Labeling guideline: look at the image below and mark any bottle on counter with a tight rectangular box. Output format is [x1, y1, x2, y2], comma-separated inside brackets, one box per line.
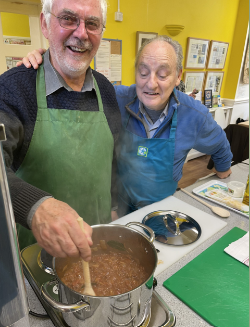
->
[242, 175, 249, 206]
[217, 95, 222, 107]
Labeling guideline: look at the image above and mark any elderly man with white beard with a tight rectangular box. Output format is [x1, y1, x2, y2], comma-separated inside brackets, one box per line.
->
[0, 0, 121, 261]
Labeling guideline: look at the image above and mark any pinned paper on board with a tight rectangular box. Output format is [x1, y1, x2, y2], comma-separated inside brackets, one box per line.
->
[95, 38, 122, 84]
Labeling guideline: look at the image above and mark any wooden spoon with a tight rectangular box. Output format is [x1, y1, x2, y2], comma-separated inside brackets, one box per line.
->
[180, 188, 230, 218]
[76, 217, 96, 296]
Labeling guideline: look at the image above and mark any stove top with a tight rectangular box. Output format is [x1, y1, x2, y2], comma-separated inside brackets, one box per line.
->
[21, 244, 175, 327]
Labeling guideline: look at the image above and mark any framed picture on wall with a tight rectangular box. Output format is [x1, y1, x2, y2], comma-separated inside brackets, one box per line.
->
[136, 31, 158, 53]
[243, 41, 249, 84]
[207, 40, 229, 69]
[204, 71, 224, 96]
[185, 37, 210, 69]
[183, 71, 206, 93]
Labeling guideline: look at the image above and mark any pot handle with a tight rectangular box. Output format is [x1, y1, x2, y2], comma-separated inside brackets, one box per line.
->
[41, 279, 90, 313]
[153, 290, 176, 327]
[126, 222, 155, 243]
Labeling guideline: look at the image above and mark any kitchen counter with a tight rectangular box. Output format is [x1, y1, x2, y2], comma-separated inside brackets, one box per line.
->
[155, 160, 249, 327]
[26, 161, 249, 327]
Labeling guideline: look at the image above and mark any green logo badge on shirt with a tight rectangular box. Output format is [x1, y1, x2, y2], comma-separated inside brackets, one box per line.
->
[137, 146, 148, 157]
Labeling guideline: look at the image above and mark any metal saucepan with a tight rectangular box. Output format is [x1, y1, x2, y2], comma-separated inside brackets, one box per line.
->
[41, 222, 158, 327]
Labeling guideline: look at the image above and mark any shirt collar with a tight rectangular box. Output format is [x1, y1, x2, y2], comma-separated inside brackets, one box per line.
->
[139, 101, 169, 124]
[43, 49, 95, 96]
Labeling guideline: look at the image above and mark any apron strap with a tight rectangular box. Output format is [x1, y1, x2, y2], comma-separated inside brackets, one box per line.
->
[93, 77, 104, 113]
[125, 110, 131, 129]
[36, 62, 47, 109]
[169, 109, 177, 139]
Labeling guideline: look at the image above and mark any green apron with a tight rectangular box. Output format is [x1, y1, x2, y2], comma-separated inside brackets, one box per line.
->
[16, 64, 114, 250]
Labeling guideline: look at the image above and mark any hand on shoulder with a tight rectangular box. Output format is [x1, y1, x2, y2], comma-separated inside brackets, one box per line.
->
[16, 48, 46, 69]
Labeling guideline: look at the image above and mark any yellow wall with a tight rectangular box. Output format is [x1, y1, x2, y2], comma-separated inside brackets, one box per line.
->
[99, 0, 248, 99]
[1, 12, 30, 38]
[2, 0, 247, 99]
[223, 0, 249, 98]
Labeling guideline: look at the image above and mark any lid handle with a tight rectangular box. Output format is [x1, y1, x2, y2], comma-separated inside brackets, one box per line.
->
[163, 214, 182, 236]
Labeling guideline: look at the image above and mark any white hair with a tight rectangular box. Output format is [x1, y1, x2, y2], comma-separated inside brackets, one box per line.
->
[41, 0, 107, 27]
[135, 35, 183, 75]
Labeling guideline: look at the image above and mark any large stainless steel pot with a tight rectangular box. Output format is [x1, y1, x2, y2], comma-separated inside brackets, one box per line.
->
[41, 222, 158, 327]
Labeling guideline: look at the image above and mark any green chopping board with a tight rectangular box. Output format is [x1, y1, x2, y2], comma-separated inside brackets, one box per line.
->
[163, 227, 249, 327]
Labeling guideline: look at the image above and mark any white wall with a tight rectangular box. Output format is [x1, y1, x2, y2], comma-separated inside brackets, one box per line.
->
[226, 26, 249, 124]
[226, 99, 249, 124]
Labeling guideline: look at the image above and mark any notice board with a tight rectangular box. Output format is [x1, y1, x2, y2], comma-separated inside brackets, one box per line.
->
[94, 38, 122, 85]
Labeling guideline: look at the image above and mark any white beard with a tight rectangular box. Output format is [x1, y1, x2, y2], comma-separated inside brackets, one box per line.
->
[49, 35, 93, 77]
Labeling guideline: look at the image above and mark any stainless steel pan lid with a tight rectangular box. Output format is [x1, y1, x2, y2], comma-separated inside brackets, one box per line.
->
[142, 210, 201, 245]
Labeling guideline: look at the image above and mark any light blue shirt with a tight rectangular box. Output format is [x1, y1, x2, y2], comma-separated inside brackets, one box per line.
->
[139, 101, 169, 138]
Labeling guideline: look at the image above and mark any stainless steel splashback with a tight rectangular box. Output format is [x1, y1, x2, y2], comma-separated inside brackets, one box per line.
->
[0, 124, 30, 327]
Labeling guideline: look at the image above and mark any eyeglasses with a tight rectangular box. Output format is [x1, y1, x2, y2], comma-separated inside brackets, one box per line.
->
[49, 12, 105, 35]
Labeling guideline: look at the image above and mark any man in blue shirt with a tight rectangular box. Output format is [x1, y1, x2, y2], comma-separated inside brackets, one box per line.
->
[114, 36, 231, 215]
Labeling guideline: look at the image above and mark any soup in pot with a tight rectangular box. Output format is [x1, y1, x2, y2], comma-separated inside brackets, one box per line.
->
[56, 247, 148, 297]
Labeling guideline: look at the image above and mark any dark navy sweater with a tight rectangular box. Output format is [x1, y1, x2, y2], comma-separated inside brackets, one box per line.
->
[0, 65, 121, 228]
